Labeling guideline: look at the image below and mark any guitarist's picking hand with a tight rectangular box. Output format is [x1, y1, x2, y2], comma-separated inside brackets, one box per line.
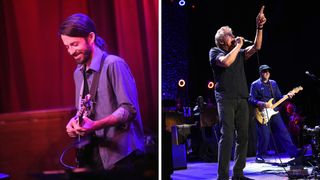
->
[265, 101, 272, 108]
[258, 101, 272, 109]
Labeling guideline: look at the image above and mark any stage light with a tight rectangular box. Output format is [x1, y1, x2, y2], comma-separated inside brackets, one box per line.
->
[208, 81, 214, 89]
[178, 79, 186, 87]
[179, 0, 186, 6]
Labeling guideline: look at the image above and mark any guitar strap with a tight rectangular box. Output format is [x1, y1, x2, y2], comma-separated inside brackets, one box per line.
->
[268, 81, 276, 102]
[76, 53, 107, 169]
[82, 64, 89, 98]
[88, 53, 107, 119]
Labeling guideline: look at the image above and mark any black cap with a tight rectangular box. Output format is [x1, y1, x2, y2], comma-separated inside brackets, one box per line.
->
[259, 64, 271, 72]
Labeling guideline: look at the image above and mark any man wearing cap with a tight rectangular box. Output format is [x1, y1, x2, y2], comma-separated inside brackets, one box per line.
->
[248, 64, 301, 163]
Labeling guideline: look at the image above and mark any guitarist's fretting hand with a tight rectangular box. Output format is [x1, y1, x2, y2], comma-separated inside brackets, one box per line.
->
[66, 94, 96, 137]
[287, 91, 295, 99]
[75, 116, 95, 136]
[258, 92, 295, 110]
[66, 117, 79, 137]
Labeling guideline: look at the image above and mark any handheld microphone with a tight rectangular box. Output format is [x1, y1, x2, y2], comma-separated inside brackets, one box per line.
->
[243, 39, 253, 43]
[233, 38, 253, 45]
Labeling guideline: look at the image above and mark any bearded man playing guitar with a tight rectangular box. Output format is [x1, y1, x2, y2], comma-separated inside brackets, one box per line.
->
[60, 13, 145, 173]
[248, 64, 304, 163]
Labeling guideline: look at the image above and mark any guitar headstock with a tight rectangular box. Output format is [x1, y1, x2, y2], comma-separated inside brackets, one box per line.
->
[290, 86, 303, 94]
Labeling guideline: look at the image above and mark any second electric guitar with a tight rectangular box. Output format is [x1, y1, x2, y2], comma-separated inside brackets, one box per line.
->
[255, 86, 303, 125]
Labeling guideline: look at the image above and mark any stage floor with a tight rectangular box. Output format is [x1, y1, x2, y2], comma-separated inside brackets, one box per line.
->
[171, 153, 317, 180]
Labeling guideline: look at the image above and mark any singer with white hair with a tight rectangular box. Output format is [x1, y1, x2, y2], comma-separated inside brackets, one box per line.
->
[209, 5, 266, 180]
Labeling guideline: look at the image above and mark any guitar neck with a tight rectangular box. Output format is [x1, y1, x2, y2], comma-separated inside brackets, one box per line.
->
[272, 95, 288, 109]
[77, 105, 86, 126]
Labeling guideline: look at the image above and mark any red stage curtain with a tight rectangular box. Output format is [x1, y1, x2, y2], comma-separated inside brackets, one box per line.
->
[0, 0, 158, 133]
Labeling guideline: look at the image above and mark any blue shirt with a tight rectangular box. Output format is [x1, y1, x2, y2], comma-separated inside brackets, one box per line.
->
[74, 47, 145, 169]
[248, 78, 283, 111]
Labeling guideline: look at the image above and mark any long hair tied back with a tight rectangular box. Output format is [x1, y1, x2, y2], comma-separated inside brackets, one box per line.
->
[59, 13, 106, 51]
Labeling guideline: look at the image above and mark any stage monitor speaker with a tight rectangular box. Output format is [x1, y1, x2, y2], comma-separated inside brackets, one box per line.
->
[171, 125, 187, 170]
[171, 144, 187, 170]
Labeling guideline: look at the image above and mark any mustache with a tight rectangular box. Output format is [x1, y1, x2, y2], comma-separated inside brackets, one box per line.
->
[72, 50, 83, 57]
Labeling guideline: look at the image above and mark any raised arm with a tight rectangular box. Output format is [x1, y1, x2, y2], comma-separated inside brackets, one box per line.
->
[245, 5, 267, 60]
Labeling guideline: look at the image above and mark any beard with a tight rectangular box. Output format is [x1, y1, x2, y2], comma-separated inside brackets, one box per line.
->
[73, 44, 92, 65]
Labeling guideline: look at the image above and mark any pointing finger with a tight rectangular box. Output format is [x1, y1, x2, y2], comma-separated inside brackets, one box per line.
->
[259, 5, 265, 14]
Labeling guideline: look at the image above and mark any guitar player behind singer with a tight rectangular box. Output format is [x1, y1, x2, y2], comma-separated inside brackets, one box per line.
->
[60, 13, 145, 174]
[248, 64, 305, 163]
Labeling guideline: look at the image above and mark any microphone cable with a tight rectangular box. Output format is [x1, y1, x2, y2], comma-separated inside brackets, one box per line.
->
[256, 50, 261, 72]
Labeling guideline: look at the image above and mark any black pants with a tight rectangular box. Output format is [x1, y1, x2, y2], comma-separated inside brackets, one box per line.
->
[216, 98, 249, 180]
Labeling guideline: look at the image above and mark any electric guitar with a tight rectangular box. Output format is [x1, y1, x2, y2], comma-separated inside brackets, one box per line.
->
[255, 86, 303, 125]
[75, 94, 92, 168]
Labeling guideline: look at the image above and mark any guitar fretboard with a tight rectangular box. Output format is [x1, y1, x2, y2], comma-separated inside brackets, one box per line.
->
[271, 95, 289, 109]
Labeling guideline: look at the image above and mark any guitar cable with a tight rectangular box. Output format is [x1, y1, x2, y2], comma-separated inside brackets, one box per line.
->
[59, 142, 77, 169]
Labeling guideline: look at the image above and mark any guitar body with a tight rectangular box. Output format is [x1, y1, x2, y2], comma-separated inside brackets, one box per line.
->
[255, 98, 279, 124]
[75, 134, 92, 168]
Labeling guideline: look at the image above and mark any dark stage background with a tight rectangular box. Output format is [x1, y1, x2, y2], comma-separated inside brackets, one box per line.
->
[162, 0, 320, 127]
[162, 2, 320, 177]
[0, 0, 158, 133]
